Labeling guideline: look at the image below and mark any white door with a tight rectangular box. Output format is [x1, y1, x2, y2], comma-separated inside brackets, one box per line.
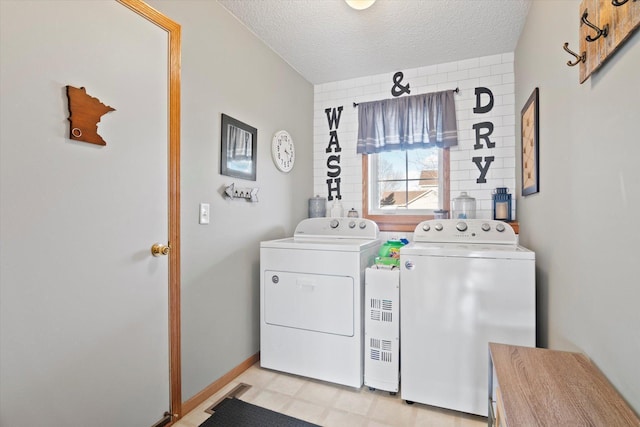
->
[0, 2, 170, 426]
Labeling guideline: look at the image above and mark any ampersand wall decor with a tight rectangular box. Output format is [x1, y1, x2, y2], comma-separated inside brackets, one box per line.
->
[391, 71, 411, 97]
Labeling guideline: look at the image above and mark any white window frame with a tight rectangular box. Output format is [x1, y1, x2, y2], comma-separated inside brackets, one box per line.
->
[362, 148, 450, 232]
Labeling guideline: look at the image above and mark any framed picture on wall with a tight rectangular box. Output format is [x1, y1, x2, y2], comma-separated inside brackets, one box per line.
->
[521, 88, 539, 196]
[220, 113, 257, 181]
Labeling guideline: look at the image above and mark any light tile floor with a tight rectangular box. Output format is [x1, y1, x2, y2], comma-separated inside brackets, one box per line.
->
[174, 363, 487, 427]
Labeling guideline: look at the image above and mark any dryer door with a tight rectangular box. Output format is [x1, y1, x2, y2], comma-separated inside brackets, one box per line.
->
[264, 271, 354, 336]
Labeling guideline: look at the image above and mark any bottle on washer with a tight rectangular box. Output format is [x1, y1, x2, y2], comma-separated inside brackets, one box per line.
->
[330, 200, 344, 218]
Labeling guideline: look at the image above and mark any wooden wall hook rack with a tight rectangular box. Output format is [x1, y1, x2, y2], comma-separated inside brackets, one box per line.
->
[571, 0, 640, 83]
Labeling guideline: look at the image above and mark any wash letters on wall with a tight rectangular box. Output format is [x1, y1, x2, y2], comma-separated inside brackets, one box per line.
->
[325, 106, 343, 201]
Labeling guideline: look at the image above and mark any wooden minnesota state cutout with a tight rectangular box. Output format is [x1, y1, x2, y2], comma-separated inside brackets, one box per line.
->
[66, 86, 115, 146]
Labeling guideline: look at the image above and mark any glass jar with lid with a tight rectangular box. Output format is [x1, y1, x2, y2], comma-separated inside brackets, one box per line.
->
[452, 192, 476, 219]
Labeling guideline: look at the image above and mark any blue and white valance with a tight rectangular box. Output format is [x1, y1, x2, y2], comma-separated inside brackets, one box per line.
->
[356, 89, 458, 154]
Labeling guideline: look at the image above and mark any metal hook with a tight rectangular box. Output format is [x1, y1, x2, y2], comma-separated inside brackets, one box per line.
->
[581, 10, 609, 42]
[563, 42, 586, 67]
[611, 0, 629, 6]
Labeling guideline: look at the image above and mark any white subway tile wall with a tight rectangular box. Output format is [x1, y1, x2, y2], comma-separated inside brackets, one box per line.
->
[313, 53, 516, 222]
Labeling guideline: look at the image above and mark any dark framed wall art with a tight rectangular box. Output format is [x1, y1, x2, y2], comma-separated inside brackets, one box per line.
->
[220, 113, 257, 181]
[521, 88, 539, 196]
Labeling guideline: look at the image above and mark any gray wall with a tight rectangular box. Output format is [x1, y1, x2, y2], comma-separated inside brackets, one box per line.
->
[515, 0, 640, 412]
[146, 0, 314, 401]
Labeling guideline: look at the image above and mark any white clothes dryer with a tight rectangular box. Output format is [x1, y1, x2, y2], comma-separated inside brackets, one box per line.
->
[260, 218, 380, 388]
[400, 219, 535, 416]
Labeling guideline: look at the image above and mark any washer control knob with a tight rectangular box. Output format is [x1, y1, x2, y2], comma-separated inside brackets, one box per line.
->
[456, 222, 468, 232]
[271, 275, 279, 284]
[404, 260, 415, 270]
[435, 223, 444, 231]
[348, 221, 356, 228]
[481, 223, 491, 232]
[330, 219, 339, 229]
[422, 223, 431, 232]
[496, 223, 506, 232]
[359, 221, 367, 229]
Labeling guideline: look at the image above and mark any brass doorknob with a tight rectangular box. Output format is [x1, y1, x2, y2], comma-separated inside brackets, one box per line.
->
[151, 243, 170, 257]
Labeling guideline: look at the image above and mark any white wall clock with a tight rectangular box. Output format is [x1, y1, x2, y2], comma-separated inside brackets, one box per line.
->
[271, 130, 295, 173]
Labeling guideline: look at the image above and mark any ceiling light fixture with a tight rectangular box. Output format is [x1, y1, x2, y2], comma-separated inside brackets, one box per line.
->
[345, 0, 376, 10]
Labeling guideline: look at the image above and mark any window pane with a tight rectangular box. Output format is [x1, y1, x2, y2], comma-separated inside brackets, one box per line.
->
[407, 148, 440, 210]
[376, 151, 406, 209]
[370, 148, 441, 213]
[378, 150, 407, 180]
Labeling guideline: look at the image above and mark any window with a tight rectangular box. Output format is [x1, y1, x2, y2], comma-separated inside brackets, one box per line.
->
[356, 89, 458, 231]
[363, 148, 450, 232]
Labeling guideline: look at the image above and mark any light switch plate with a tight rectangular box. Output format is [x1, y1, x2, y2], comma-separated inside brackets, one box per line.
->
[199, 203, 210, 224]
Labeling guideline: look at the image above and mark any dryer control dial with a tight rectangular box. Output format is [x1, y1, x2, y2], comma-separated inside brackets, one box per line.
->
[348, 221, 356, 228]
[422, 223, 431, 232]
[359, 221, 367, 229]
[496, 223, 506, 232]
[435, 223, 444, 231]
[481, 223, 491, 232]
[456, 222, 468, 232]
[330, 219, 339, 229]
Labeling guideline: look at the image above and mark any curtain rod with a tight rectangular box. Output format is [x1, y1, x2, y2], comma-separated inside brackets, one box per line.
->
[353, 87, 459, 108]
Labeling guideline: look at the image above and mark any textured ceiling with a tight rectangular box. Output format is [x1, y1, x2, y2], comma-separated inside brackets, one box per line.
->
[217, 0, 532, 85]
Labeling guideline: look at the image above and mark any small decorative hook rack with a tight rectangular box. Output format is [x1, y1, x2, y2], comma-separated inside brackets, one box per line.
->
[563, 42, 586, 66]
[581, 10, 609, 42]
[224, 182, 259, 202]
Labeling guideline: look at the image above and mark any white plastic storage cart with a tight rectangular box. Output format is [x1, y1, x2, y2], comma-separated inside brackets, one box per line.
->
[364, 266, 400, 394]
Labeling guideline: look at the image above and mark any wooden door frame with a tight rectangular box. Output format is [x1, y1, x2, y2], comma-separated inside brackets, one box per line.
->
[116, 0, 182, 421]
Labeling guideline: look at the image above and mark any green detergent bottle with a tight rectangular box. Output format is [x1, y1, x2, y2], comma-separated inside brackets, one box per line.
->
[375, 240, 405, 267]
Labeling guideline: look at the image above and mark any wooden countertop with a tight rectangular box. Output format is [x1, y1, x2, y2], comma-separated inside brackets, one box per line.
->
[489, 343, 640, 426]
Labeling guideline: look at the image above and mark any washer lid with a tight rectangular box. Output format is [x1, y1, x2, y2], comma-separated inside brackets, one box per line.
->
[400, 241, 535, 260]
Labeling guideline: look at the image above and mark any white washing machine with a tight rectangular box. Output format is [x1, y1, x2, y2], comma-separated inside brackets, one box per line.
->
[400, 219, 535, 416]
[260, 218, 380, 388]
